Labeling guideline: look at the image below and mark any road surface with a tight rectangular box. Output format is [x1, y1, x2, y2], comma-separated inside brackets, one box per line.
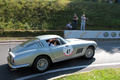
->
[0, 40, 120, 80]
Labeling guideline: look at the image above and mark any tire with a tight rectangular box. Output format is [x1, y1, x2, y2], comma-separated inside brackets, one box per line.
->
[33, 56, 51, 72]
[83, 47, 95, 59]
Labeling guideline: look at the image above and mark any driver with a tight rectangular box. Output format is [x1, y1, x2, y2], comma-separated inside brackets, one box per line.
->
[46, 39, 57, 47]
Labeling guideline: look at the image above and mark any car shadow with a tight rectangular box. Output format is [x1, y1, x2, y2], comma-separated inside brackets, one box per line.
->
[96, 41, 120, 54]
[0, 57, 95, 80]
[0, 64, 36, 80]
[50, 57, 96, 70]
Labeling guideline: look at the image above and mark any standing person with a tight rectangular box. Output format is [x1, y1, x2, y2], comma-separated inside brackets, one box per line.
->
[115, 0, 118, 3]
[73, 14, 78, 30]
[81, 14, 86, 30]
[107, 0, 109, 3]
[66, 21, 72, 30]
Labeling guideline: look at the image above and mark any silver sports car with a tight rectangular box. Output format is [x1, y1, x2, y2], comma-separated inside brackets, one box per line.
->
[7, 35, 97, 72]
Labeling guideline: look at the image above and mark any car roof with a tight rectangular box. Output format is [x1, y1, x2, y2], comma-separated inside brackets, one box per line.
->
[35, 35, 61, 40]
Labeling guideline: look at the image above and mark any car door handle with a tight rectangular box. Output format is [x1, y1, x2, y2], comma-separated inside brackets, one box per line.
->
[65, 45, 69, 47]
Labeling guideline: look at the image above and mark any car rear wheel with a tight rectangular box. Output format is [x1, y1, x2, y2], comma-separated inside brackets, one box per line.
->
[83, 47, 95, 59]
[33, 56, 51, 72]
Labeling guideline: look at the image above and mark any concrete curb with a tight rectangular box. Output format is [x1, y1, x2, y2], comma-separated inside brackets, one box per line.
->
[0, 40, 26, 43]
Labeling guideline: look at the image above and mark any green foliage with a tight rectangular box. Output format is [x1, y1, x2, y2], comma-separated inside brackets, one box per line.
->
[0, 0, 120, 31]
[0, 0, 68, 30]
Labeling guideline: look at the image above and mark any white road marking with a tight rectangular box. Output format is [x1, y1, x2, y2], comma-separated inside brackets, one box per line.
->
[112, 47, 120, 49]
[16, 62, 120, 80]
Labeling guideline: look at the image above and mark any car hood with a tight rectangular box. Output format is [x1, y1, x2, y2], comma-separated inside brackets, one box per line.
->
[66, 38, 96, 44]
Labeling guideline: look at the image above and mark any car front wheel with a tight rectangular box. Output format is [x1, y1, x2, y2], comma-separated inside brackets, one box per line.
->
[33, 56, 51, 72]
[83, 47, 95, 59]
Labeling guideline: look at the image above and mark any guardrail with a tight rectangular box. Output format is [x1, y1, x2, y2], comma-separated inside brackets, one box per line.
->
[1, 30, 120, 39]
[64, 30, 120, 39]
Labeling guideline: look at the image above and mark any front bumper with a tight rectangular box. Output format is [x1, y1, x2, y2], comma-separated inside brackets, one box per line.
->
[7, 56, 30, 69]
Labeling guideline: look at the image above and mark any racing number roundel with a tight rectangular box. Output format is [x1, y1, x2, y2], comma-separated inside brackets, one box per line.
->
[63, 45, 73, 56]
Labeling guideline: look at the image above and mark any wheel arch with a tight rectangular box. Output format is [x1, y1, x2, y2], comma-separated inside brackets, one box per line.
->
[87, 45, 95, 50]
[32, 54, 52, 66]
[83, 45, 95, 59]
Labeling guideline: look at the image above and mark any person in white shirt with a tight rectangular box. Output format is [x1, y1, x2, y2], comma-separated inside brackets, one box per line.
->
[81, 14, 86, 30]
[46, 39, 57, 47]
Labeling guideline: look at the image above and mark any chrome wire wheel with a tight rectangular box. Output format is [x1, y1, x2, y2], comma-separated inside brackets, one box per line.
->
[84, 47, 95, 59]
[33, 56, 51, 72]
[85, 48, 93, 58]
[37, 58, 48, 71]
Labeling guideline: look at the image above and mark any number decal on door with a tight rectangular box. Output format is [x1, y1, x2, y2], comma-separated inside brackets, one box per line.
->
[63, 45, 73, 56]
[66, 49, 70, 54]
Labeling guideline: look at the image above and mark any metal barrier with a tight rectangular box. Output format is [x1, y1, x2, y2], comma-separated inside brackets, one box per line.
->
[64, 30, 120, 39]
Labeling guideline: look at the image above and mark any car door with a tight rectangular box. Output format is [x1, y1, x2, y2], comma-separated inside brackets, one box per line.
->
[49, 38, 74, 60]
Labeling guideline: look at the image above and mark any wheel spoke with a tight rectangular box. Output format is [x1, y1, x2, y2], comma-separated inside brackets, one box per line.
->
[86, 48, 93, 58]
[37, 58, 48, 71]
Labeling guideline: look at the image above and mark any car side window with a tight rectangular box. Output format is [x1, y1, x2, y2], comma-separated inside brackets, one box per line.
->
[46, 38, 62, 47]
[58, 38, 66, 45]
[46, 39, 57, 47]
[20, 38, 40, 47]
[55, 39, 61, 46]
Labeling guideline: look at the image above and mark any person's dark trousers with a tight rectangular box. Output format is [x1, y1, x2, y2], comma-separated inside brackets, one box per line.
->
[73, 22, 77, 30]
[115, 0, 117, 3]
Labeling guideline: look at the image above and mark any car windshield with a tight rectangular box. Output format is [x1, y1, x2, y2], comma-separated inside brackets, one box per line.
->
[20, 38, 40, 47]
[60, 37, 70, 43]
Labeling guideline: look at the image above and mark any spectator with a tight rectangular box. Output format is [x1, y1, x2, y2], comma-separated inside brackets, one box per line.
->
[118, 0, 120, 3]
[66, 21, 72, 30]
[73, 14, 78, 30]
[110, 0, 113, 3]
[81, 14, 86, 30]
[115, 0, 118, 3]
[107, 0, 109, 3]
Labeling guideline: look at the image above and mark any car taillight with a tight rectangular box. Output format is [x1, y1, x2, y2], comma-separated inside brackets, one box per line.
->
[12, 58, 15, 63]
[9, 53, 15, 64]
[11, 56, 15, 63]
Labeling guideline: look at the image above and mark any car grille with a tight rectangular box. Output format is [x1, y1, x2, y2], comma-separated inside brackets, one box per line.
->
[76, 48, 83, 54]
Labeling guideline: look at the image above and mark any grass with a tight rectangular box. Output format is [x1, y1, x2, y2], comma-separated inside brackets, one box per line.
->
[56, 68, 120, 80]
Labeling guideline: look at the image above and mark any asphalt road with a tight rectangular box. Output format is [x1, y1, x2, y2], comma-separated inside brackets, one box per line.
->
[0, 40, 120, 80]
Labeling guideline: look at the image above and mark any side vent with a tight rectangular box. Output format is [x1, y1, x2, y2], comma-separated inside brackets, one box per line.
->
[37, 42, 44, 47]
[76, 48, 83, 54]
